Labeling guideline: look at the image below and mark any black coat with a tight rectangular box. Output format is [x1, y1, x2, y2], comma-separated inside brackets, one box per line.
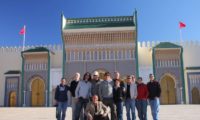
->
[55, 84, 70, 102]
[147, 81, 161, 100]
[70, 80, 79, 97]
[113, 87, 125, 103]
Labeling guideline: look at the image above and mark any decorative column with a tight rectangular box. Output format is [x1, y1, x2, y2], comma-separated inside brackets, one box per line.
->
[180, 87, 184, 104]
[45, 90, 48, 107]
[23, 90, 26, 107]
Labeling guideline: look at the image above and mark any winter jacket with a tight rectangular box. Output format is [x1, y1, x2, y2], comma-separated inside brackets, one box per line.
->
[55, 84, 70, 102]
[147, 80, 161, 100]
[137, 83, 148, 100]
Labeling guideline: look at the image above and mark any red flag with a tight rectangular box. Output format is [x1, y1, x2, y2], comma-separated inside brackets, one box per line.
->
[19, 26, 25, 35]
[179, 22, 186, 29]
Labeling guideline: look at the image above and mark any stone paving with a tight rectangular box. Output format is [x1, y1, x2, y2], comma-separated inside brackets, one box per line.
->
[0, 105, 200, 120]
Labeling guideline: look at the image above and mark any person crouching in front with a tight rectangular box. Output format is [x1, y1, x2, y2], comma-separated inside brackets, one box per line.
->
[85, 95, 110, 120]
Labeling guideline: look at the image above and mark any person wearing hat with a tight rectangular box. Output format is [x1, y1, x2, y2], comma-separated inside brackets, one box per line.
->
[136, 77, 148, 120]
[91, 71, 103, 98]
[99, 72, 117, 120]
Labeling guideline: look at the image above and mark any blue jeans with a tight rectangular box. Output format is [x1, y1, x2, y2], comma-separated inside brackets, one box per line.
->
[116, 101, 123, 120]
[57, 101, 68, 120]
[74, 98, 89, 120]
[136, 100, 147, 120]
[125, 99, 136, 120]
[149, 98, 160, 120]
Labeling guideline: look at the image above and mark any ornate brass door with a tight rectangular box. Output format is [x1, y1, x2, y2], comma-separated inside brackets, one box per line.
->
[31, 79, 45, 107]
[192, 87, 200, 104]
[160, 75, 176, 104]
[96, 69, 107, 80]
[9, 91, 17, 107]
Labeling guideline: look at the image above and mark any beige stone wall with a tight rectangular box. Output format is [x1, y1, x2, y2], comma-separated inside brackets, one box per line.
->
[0, 45, 62, 106]
[51, 50, 63, 68]
[0, 49, 21, 106]
[138, 42, 153, 83]
[182, 42, 200, 67]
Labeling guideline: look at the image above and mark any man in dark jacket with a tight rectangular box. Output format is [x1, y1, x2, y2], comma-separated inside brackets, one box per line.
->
[55, 77, 70, 120]
[147, 74, 161, 120]
[113, 79, 125, 120]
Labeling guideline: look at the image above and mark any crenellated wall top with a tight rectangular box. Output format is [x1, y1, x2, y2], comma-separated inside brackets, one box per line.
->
[0, 44, 62, 53]
[0, 41, 200, 53]
[138, 40, 200, 48]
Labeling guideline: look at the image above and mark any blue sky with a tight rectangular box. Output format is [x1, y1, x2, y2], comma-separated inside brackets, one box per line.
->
[0, 0, 199, 46]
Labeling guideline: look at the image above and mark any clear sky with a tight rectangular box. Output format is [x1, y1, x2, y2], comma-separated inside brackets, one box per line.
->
[0, 0, 199, 46]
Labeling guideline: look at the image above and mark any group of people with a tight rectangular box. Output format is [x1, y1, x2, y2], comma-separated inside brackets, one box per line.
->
[54, 71, 161, 120]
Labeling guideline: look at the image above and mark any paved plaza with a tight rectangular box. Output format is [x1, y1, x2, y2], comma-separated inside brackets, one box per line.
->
[0, 105, 199, 120]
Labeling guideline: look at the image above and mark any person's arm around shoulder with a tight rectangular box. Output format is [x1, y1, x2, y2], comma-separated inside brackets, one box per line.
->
[55, 85, 59, 102]
[134, 83, 138, 99]
[75, 81, 81, 99]
[157, 81, 161, 98]
[98, 82, 103, 101]
[144, 84, 149, 99]
[89, 82, 92, 98]
[66, 84, 70, 95]
[69, 81, 73, 94]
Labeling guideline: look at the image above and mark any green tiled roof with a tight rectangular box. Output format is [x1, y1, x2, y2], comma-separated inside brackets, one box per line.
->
[22, 47, 49, 53]
[64, 16, 135, 29]
[186, 67, 200, 70]
[5, 70, 21, 74]
[154, 42, 181, 49]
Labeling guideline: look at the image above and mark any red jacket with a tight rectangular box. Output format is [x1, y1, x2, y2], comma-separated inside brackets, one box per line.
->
[136, 83, 148, 100]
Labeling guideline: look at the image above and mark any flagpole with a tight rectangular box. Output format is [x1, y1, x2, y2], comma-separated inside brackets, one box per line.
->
[179, 28, 182, 45]
[22, 25, 26, 51]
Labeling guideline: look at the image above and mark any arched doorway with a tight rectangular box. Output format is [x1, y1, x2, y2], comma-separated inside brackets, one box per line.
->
[160, 75, 176, 104]
[31, 78, 45, 107]
[94, 69, 107, 80]
[121, 75, 127, 83]
[192, 87, 200, 104]
[9, 91, 17, 107]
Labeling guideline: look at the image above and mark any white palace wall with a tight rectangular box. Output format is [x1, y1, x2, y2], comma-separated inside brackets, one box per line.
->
[0, 41, 200, 106]
[181, 41, 200, 67]
[0, 47, 21, 106]
[0, 45, 63, 106]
